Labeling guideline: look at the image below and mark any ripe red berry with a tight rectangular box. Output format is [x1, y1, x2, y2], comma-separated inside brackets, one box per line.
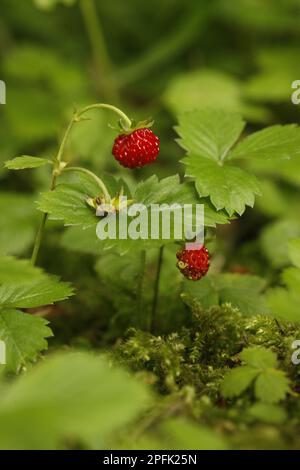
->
[112, 128, 160, 169]
[176, 246, 210, 281]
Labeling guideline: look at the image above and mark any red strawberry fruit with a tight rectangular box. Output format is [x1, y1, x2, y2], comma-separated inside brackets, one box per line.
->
[112, 128, 160, 168]
[176, 246, 210, 281]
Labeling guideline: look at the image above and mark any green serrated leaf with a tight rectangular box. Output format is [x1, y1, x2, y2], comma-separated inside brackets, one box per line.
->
[240, 346, 277, 369]
[134, 174, 229, 227]
[230, 124, 300, 161]
[221, 366, 259, 398]
[5, 156, 51, 170]
[176, 109, 245, 162]
[0, 309, 52, 373]
[0, 279, 74, 309]
[255, 369, 290, 403]
[0, 256, 44, 284]
[37, 183, 98, 228]
[183, 156, 261, 216]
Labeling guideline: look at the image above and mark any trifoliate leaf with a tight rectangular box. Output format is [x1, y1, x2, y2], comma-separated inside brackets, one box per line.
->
[5, 156, 51, 170]
[0, 352, 149, 449]
[240, 346, 277, 369]
[230, 124, 300, 161]
[0, 309, 52, 373]
[183, 156, 261, 216]
[176, 109, 245, 162]
[222, 346, 289, 403]
[221, 366, 259, 398]
[43, 174, 229, 255]
[0, 279, 74, 309]
[255, 369, 290, 404]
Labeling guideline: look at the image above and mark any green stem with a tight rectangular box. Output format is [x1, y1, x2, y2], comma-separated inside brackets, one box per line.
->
[30, 171, 57, 265]
[136, 250, 146, 328]
[79, 0, 119, 101]
[64, 166, 110, 201]
[77, 103, 132, 129]
[150, 246, 164, 334]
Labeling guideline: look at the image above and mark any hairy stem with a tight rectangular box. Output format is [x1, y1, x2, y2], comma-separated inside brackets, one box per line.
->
[150, 246, 164, 333]
[79, 0, 119, 101]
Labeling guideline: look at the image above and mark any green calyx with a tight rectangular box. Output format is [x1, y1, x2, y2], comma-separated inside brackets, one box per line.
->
[111, 117, 154, 135]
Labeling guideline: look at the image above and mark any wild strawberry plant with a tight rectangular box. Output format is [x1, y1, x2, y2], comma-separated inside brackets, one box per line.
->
[2, 101, 300, 449]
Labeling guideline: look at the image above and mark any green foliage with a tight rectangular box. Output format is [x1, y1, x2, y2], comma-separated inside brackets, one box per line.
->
[0, 352, 149, 449]
[267, 238, 300, 323]
[0, 193, 38, 255]
[177, 109, 261, 215]
[221, 347, 290, 404]
[230, 125, 300, 161]
[2, 0, 300, 451]
[5, 156, 51, 170]
[0, 309, 52, 374]
[0, 256, 73, 373]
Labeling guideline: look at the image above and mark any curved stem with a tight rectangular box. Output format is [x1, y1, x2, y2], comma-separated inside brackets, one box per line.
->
[150, 246, 164, 334]
[77, 103, 131, 129]
[64, 166, 110, 201]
